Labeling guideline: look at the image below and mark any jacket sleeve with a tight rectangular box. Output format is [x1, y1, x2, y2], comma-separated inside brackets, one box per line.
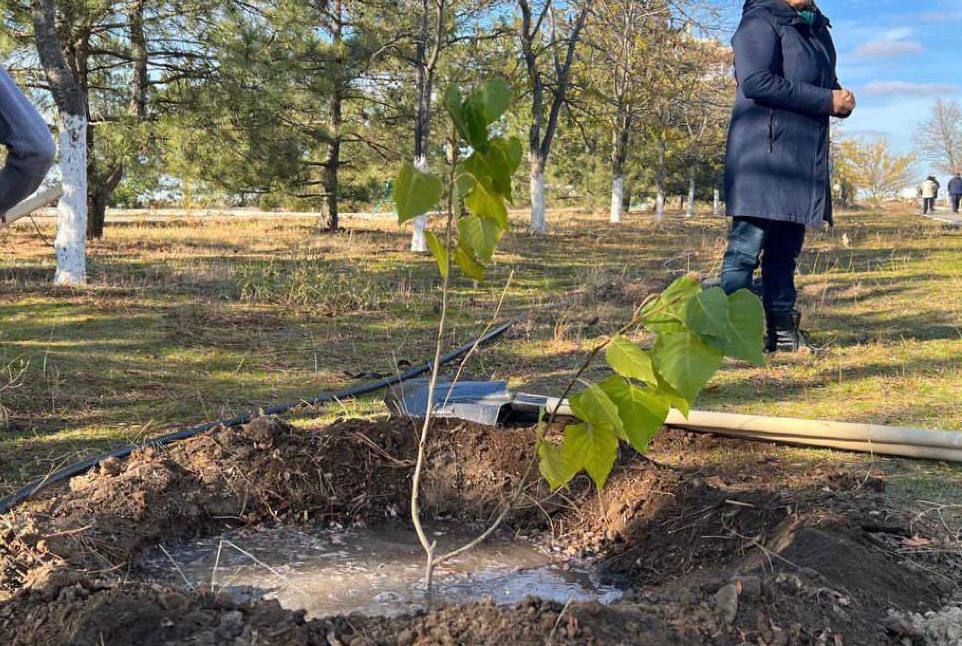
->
[0, 66, 56, 216]
[733, 13, 834, 116]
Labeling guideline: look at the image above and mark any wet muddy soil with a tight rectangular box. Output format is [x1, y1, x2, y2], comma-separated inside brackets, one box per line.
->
[1, 416, 959, 645]
[136, 523, 624, 617]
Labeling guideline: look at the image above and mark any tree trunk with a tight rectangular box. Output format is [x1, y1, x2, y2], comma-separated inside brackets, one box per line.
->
[686, 165, 696, 217]
[519, 0, 588, 235]
[610, 111, 630, 225]
[529, 151, 546, 233]
[713, 187, 721, 216]
[88, 165, 122, 239]
[323, 0, 344, 233]
[86, 0, 147, 240]
[409, 0, 439, 253]
[610, 174, 624, 224]
[32, 0, 87, 285]
[55, 114, 88, 285]
[129, 0, 148, 119]
[324, 139, 340, 233]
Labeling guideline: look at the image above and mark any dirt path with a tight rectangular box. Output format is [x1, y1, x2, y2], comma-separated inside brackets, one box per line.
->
[0, 417, 958, 644]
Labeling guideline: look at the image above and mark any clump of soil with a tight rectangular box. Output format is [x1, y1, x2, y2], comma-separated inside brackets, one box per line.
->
[1, 416, 960, 645]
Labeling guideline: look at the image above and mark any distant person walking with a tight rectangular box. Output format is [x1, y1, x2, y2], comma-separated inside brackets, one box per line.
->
[0, 65, 55, 218]
[721, 0, 854, 353]
[920, 176, 940, 215]
[948, 173, 962, 213]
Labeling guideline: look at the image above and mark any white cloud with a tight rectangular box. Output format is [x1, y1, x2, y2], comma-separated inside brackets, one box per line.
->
[853, 39, 924, 59]
[863, 81, 959, 97]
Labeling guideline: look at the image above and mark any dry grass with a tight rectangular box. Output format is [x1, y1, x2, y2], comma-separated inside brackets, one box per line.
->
[2, 204, 962, 508]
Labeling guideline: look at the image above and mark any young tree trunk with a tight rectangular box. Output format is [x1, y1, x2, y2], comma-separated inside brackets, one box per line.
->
[686, 165, 696, 217]
[713, 187, 721, 216]
[32, 0, 87, 285]
[529, 151, 546, 233]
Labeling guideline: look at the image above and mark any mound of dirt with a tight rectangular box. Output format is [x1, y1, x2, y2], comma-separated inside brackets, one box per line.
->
[1, 417, 959, 645]
[0, 417, 548, 601]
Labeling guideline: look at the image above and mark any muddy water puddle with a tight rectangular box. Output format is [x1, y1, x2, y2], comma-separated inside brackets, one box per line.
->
[137, 524, 624, 617]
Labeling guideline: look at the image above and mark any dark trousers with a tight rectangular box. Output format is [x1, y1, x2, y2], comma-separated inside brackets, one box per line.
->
[952, 194, 961, 213]
[923, 197, 937, 214]
[720, 216, 806, 316]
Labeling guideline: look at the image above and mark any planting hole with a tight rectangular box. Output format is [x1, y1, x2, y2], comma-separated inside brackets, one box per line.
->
[137, 523, 624, 617]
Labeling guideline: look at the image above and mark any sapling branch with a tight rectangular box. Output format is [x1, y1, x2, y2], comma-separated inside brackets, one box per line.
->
[410, 125, 461, 595]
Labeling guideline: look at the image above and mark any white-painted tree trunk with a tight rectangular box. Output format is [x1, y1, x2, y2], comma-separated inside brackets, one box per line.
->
[54, 113, 87, 286]
[410, 155, 429, 253]
[655, 187, 665, 221]
[530, 168, 546, 234]
[686, 172, 696, 218]
[610, 175, 624, 224]
[713, 188, 721, 216]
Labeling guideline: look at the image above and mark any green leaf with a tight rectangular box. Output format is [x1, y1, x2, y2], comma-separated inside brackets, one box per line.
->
[652, 331, 723, 402]
[495, 136, 523, 173]
[478, 78, 512, 124]
[456, 172, 476, 201]
[462, 147, 513, 200]
[424, 231, 448, 280]
[394, 161, 443, 224]
[643, 274, 701, 334]
[569, 383, 626, 441]
[444, 84, 468, 141]
[654, 372, 692, 417]
[445, 84, 488, 151]
[605, 336, 657, 386]
[464, 176, 508, 228]
[458, 213, 501, 263]
[684, 287, 730, 345]
[462, 99, 489, 150]
[722, 290, 766, 366]
[599, 376, 670, 454]
[538, 422, 619, 490]
[565, 423, 619, 489]
[538, 433, 582, 490]
[454, 243, 486, 281]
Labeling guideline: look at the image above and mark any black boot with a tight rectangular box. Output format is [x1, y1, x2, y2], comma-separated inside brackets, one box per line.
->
[766, 310, 811, 353]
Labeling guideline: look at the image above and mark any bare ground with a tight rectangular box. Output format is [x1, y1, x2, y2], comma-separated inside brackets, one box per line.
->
[0, 416, 958, 645]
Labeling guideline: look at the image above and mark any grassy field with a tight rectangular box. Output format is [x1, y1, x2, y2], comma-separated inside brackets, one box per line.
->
[3, 204, 962, 507]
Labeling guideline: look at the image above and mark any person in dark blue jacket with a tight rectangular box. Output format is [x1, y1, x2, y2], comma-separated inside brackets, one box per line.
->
[720, 0, 855, 353]
[948, 173, 962, 214]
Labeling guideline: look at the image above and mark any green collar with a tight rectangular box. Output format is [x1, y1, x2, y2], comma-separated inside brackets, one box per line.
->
[798, 9, 817, 26]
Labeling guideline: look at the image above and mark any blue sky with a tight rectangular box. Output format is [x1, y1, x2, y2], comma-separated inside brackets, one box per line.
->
[723, 0, 962, 155]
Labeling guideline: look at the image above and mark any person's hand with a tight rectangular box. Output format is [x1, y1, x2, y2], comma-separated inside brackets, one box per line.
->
[832, 89, 856, 117]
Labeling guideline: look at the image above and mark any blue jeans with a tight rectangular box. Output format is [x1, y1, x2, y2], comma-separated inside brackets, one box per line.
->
[720, 217, 806, 316]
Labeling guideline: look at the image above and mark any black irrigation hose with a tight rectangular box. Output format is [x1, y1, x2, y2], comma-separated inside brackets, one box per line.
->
[0, 321, 513, 515]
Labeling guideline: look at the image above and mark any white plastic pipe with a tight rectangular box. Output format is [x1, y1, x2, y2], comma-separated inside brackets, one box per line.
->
[665, 410, 962, 451]
[540, 397, 962, 462]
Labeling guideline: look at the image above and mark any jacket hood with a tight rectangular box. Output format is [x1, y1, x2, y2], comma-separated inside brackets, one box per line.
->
[742, 0, 829, 27]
